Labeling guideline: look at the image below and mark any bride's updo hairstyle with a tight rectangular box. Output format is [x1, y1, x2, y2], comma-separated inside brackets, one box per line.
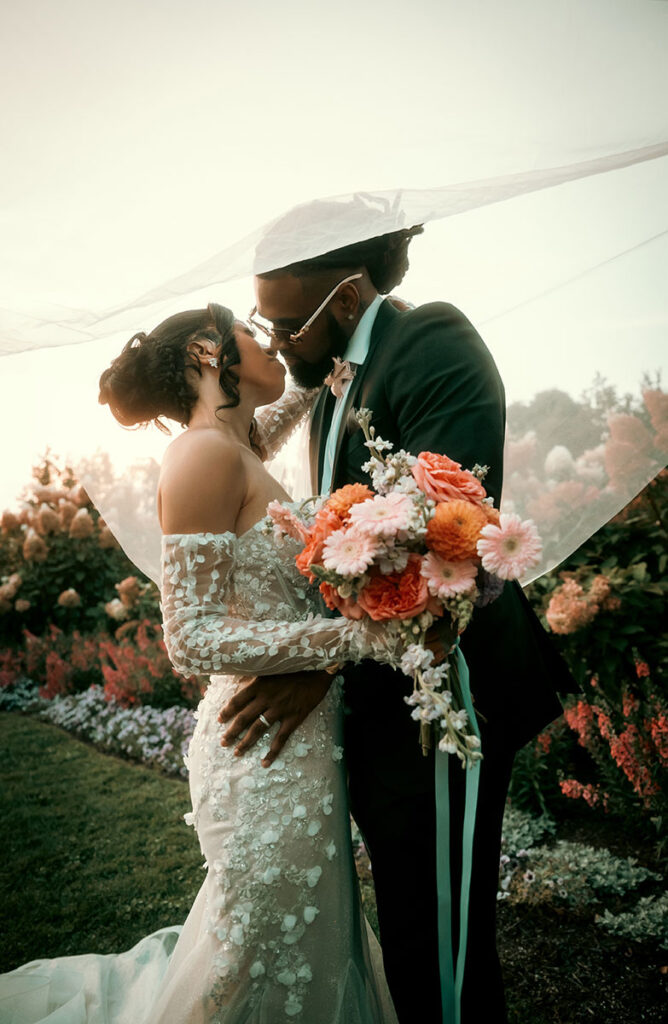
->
[98, 302, 240, 433]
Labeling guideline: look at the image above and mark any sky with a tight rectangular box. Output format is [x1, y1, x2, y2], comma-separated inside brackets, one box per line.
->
[0, 0, 666, 511]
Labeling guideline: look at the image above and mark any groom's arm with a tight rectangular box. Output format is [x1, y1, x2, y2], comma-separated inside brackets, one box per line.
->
[386, 302, 506, 503]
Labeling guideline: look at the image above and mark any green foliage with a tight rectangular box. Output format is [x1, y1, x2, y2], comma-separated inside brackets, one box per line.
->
[524, 841, 661, 907]
[597, 894, 668, 950]
[501, 805, 556, 856]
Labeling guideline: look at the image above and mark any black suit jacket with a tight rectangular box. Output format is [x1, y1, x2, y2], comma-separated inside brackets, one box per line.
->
[310, 299, 579, 752]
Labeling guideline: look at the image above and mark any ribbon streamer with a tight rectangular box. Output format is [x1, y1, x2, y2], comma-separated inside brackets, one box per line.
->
[436, 644, 481, 1023]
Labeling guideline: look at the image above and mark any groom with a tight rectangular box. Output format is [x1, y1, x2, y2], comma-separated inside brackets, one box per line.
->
[219, 225, 578, 1023]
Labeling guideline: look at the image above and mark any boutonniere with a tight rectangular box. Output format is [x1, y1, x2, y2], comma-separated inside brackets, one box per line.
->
[324, 358, 356, 398]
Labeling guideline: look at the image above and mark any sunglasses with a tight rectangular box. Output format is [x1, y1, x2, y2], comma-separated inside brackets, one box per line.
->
[248, 273, 363, 346]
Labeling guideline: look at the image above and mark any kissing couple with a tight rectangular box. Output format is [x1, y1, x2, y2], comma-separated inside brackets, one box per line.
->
[2, 223, 577, 1023]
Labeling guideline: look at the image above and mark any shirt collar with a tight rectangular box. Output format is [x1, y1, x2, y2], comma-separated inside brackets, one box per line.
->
[342, 293, 385, 366]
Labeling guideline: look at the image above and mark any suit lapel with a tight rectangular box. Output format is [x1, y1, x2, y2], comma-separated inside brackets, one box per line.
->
[329, 299, 401, 489]
[309, 386, 332, 493]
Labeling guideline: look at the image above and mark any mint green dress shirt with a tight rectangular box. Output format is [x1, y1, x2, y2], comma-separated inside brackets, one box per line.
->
[320, 294, 385, 494]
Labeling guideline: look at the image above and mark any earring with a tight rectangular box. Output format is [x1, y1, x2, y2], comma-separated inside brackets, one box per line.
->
[209, 356, 219, 368]
[347, 314, 354, 321]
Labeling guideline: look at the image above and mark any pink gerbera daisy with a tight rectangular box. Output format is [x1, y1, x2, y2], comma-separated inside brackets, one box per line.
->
[476, 513, 542, 580]
[420, 552, 478, 599]
[322, 527, 378, 576]
[348, 492, 413, 539]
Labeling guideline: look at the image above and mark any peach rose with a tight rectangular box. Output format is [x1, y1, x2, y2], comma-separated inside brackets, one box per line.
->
[319, 581, 366, 620]
[357, 554, 440, 622]
[412, 452, 487, 505]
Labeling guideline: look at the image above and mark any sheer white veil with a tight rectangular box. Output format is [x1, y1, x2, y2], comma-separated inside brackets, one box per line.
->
[1, 0, 666, 587]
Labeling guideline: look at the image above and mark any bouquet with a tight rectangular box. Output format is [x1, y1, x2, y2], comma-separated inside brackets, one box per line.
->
[266, 409, 542, 767]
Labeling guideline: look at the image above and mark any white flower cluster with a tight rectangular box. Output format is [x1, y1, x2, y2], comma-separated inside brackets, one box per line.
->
[400, 640, 482, 767]
[361, 448, 419, 497]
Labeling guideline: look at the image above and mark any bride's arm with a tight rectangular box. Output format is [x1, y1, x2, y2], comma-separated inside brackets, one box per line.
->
[253, 384, 320, 461]
[160, 531, 399, 678]
[158, 428, 396, 680]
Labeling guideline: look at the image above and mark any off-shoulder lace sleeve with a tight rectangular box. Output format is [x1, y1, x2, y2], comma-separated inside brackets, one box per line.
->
[160, 532, 399, 678]
[254, 385, 320, 461]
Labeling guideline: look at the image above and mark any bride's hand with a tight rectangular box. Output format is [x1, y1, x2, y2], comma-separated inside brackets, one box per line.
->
[425, 624, 448, 665]
[218, 670, 334, 766]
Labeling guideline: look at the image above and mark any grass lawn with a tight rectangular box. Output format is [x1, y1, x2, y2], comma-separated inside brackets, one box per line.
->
[0, 712, 202, 969]
[1, 713, 666, 1022]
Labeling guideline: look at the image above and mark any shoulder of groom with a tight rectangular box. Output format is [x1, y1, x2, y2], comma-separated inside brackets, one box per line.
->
[383, 300, 487, 354]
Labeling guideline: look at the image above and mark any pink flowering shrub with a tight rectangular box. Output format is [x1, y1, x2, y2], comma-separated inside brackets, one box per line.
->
[98, 620, 203, 709]
[0, 453, 198, 708]
[0, 452, 159, 645]
[0, 648, 25, 689]
[520, 468, 668, 834]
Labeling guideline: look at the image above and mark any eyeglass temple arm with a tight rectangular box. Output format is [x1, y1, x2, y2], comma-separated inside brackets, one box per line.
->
[289, 273, 363, 341]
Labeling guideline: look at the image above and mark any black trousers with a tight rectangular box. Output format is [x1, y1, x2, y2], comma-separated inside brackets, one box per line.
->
[344, 684, 514, 1024]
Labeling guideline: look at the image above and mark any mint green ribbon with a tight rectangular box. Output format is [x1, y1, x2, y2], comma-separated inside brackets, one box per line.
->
[435, 643, 481, 1023]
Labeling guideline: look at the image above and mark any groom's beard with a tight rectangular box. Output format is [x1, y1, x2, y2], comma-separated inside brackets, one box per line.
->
[286, 313, 349, 388]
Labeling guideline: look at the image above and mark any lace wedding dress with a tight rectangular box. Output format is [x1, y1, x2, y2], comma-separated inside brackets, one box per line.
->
[0, 388, 400, 1024]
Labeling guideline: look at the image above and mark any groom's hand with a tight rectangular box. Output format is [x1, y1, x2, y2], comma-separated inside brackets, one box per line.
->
[218, 670, 334, 766]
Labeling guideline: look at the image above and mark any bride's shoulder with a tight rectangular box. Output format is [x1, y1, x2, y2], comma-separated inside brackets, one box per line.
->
[162, 427, 241, 463]
[158, 430, 246, 535]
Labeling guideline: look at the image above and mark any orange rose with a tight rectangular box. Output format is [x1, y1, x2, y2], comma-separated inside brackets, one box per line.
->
[357, 554, 440, 622]
[425, 500, 487, 561]
[327, 484, 374, 520]
[319, 581, 365, 620]
[412, 452, 487, 504]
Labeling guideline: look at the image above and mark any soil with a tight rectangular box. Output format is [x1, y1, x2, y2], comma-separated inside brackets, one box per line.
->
[498, 901, 667, 1024]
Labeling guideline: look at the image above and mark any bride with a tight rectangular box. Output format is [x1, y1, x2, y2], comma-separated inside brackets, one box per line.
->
[0, 302, 407, 1023]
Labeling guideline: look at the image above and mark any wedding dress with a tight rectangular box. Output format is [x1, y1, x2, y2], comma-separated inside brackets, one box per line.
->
[0, 388, 401, 1024]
